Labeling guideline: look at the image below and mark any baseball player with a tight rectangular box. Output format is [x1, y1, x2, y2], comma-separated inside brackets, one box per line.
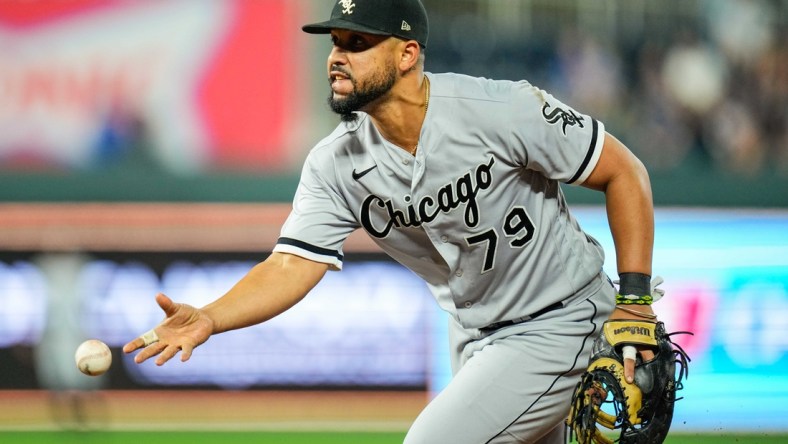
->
[124, 1, 659, 442]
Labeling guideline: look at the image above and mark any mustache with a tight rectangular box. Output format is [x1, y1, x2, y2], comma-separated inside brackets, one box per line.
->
[329, 64, 352, 81]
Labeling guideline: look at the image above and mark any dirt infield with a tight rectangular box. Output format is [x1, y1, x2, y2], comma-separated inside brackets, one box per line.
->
[0, 390, 428, 431]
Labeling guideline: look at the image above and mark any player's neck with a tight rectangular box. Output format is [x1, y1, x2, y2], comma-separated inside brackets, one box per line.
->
[367, 75, 429, 156]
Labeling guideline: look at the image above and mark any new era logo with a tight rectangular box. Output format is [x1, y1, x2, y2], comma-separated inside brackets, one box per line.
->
[401, 21, 411, 31]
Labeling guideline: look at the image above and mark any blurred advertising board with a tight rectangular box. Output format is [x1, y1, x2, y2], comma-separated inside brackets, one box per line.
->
[0, 207, 786, 431]
[0, 0, 308, 174]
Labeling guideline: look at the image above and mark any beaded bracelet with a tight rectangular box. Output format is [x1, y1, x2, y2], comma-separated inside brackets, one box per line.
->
[616, 293, 655, 305]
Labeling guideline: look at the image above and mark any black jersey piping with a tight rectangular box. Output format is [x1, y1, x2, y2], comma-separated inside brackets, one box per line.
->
[567, 118, 599, 185]
[277, 237, 344, 261]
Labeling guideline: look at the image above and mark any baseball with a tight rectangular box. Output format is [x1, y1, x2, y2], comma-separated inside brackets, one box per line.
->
[75, 339, 112, 376]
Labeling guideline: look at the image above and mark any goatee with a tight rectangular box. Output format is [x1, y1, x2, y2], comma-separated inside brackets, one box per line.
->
[328, 64, 396, 122]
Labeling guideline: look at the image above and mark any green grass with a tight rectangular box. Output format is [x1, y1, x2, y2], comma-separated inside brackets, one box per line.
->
[1, 431, 786, 444]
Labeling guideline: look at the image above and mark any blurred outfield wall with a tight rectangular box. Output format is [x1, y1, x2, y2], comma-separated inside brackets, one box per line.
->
[0, 0, 784, 206]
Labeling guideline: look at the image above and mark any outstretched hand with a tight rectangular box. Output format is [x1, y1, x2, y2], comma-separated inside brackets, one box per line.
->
[123, 293, 215, 366]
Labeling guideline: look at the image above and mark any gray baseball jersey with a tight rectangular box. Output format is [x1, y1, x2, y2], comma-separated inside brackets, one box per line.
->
[274, 72, 606, 330]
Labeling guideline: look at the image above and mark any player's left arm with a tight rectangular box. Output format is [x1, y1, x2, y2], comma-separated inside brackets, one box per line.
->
[580, 132, 657, 380]
[581, 132, 653, 288]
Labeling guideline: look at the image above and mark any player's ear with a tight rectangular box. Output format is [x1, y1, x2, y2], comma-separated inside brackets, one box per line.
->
[398, 40, 422, 72]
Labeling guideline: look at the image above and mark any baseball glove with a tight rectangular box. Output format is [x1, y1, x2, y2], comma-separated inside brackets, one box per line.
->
[567, 320, 691, 444]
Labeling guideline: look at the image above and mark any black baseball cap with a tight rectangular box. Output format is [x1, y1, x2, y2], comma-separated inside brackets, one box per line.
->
[302, 0, 429, 48]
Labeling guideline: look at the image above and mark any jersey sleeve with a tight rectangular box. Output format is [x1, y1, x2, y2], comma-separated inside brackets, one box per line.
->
[508, 82, 605, 185]
[273, 150, 359, 271]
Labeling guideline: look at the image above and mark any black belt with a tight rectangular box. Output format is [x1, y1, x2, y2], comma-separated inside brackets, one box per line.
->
[479, 301, 564, 334]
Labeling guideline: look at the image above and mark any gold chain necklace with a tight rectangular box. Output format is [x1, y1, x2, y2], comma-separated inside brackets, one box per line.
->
[410, 76, 430, 156]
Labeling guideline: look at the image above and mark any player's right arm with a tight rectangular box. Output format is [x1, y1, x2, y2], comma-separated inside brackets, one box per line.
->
[122, 252, 329, 366]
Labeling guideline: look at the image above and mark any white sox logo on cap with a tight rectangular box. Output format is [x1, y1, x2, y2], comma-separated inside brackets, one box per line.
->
[339, 0, 355, 15]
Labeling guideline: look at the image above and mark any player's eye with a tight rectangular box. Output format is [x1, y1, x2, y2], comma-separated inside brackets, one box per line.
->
[348, 35, 367, 51]
[330, 33, 374, 53]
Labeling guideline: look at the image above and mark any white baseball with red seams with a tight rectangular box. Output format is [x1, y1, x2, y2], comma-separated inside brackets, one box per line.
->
[75, 339, 112, 376]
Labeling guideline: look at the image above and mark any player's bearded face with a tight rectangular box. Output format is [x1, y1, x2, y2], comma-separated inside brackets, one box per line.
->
[328, 60, 397, 122]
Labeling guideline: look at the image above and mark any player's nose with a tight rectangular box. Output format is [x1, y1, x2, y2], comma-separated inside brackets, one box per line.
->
[327, 44, 349, 67]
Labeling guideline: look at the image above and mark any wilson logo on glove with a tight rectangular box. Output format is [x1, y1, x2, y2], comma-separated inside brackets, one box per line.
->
[567, 320, 692, 444]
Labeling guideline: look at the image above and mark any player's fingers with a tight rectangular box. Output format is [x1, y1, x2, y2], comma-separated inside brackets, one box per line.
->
[155, 344, 182, 366]
[123, 327, 160, 354]
[156, 293, 178, 317]
[122, 337, 144, 354]
[622, 345, 637, 383]
[180, 344, 194, 362]
[133, 342, 168, 364]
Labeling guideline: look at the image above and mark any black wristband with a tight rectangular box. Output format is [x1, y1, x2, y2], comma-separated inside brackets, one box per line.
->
[618, 272, 651, 296]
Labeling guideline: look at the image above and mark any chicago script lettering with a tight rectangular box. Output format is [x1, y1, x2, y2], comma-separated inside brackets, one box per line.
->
[361, 157, 495, 238]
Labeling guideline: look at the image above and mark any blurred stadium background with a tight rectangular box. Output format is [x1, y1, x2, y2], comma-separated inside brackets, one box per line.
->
[0, 0, 786, 442]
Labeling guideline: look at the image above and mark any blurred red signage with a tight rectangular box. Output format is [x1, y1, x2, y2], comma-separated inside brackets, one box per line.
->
[0, 0, 306, 173]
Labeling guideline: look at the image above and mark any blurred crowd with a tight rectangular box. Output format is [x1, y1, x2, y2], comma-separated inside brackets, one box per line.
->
[424, 0, 787, 177]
